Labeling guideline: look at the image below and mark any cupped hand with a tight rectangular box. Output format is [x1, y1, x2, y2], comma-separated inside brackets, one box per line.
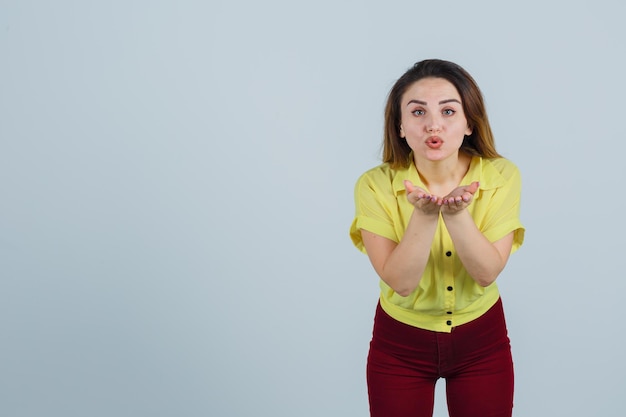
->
[404, 180, 442, 216]
[441, 181, 479, 215]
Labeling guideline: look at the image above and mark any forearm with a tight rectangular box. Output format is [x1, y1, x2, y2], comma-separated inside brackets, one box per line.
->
[379, 210, 439, 296]
[442, 210, 506, 286]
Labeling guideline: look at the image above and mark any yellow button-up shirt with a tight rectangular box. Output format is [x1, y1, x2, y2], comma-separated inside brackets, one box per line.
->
[350, 156, 524, 332]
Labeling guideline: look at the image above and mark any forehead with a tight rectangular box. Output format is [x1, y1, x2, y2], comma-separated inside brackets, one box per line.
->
[402, 77, 461, 103]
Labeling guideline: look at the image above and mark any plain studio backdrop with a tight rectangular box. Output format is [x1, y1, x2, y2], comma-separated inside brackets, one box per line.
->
[1, 1, 624, 416]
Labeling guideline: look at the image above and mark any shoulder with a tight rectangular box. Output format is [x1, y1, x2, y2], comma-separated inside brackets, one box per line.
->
[355, 163, 397, 188]
[482, 157, 521, 182]
[353, 162, 409, 204]
[358, 162, 395, 179]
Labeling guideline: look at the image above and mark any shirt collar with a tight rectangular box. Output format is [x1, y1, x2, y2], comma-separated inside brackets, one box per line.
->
[392, 154, 507, 196]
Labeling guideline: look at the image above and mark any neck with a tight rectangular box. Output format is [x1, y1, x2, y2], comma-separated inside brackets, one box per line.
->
[414, 152, 472, 191]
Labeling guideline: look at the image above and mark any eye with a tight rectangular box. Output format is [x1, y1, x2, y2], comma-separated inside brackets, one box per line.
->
[412, 109, 425, 116]
[442, 109, 456, 116]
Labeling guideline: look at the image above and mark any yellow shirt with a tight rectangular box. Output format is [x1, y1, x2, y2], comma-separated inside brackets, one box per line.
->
[350, 156, 525, 332]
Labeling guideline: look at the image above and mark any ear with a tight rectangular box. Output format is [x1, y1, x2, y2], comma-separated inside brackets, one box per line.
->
[465, 125, 472, 136]
[399, 125, 405, 138]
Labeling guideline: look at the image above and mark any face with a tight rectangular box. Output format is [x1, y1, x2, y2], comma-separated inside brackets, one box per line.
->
[399, 77, 472, 163]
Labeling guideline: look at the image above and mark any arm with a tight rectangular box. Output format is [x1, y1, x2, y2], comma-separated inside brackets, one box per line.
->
[361, 181, 440, 297]
[441, 182, 514, 286]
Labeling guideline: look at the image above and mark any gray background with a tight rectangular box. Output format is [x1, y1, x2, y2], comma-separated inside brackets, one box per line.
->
[1, 0, 624, 416]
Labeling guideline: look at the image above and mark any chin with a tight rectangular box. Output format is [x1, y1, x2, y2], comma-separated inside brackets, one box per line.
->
[422, 150, 450, 161]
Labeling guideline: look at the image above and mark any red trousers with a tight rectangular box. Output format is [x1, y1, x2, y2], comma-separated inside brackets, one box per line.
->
[367, 298, 514, 417]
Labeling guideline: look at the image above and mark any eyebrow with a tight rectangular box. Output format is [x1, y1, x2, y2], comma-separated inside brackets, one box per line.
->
[406, 98, 462, 106]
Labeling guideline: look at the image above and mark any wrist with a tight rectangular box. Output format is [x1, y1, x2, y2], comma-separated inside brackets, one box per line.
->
[441, 207, 470, 221]
[412, 207, 441, 220]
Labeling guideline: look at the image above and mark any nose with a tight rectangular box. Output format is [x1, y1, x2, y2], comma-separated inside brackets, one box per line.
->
[426, 114, 442, 132]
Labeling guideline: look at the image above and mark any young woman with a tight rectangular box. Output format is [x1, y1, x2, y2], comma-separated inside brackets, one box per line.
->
[350, 59, 525, 417]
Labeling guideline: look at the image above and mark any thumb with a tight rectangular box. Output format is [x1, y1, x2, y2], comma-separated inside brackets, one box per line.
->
[466, 181, 480, 194]
[404, 180, 415, 193]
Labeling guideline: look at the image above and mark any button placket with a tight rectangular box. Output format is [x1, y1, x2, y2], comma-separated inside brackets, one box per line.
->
[443, 247, 454, 327]
[440, 221, 456, 330]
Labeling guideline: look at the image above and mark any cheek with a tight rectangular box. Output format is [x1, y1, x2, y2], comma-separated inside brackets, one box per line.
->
[402, 119, 424, 133]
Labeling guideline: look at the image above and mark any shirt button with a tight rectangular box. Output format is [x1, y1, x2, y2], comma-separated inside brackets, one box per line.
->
[446, 251, 452, 257]
[446, 320, 452, 326]
[447, 286, 453, 291]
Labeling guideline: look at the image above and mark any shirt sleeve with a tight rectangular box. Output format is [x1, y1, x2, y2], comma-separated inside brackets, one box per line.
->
[479, 162, 525, 254]
[349, 171, 399, 253]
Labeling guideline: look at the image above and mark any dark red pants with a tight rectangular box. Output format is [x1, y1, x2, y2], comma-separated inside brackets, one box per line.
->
[367, 298, 514, 417]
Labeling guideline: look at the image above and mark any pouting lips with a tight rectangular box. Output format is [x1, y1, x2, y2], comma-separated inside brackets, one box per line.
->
[426, 137, 443, 149]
